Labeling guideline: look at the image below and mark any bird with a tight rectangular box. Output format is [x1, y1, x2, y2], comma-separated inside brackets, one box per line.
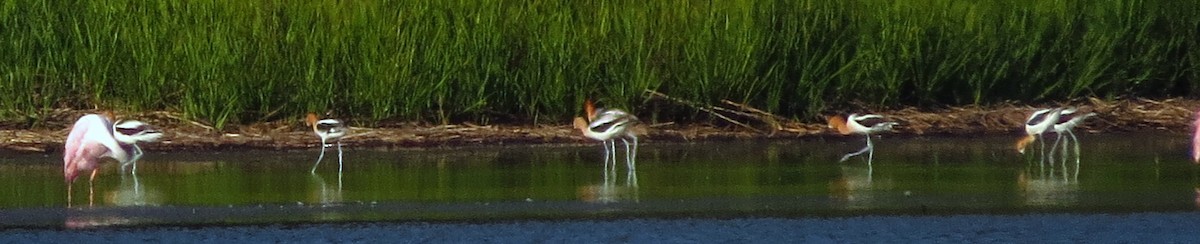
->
[307, 113, 348, 174]
[573, 100, 641, 172]
[826, 113, 898, 166]
[1015, 108, 1065, 157]
[1047, 107, 1096, 162]
[111, 119, 164, 175]
[1193, 109, 1200, 164]
[63, 113, 163, 205]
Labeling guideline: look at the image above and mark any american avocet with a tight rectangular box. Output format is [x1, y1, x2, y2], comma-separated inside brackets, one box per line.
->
[111, 119, 164, 175]
[573, 100, 641, 171]
[827, 113, 898, 166]
[307, 113, 348, 174]
[64, 114, 163, 205]
[1016, 108, 1064, 157]
[1048, 107, 1096, 161]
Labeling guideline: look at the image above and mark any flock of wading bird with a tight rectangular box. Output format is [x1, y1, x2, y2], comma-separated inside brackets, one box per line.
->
[60, 100, 1198, 205]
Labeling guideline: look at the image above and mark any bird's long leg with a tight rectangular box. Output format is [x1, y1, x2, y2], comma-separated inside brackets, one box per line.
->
[1058, 133, 1070, 165]
[608, 140, 618, 175]
[601, 140, 611, 179]
[601, 140, 611, 172]
[840, 146, 868, 163]
[127, 146, 144, 176]
[337, 141, 344, 174]
[866, 135, 875, 168]
[89, 169, 98, 207]
[1038, 136, 1047, 165]
[67, 182, 73, 207]
[627, 165, 639, 188]
[624, 138, 633, 170]
[628, 136, 638, 172]
[311, 138, 327, 174]
[840, 144, 871, 163]
[620, 137, 636, 172]
[1049, 133, 1063, 166]
[1068, 130, 1081, 165]
[132, 171, 142, 202]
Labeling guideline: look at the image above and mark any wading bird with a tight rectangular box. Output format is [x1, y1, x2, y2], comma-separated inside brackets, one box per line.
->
[63, 114, 163, 205]
[113, 120, 163, 175]
[307, 113, 348, 174]
[573, 100, 641, 172]
[1015, 108, 1064, 157]
[1192, 110, 1200, 164]
[827, 113, 898, 166]
[1048, 107, 1096, 161]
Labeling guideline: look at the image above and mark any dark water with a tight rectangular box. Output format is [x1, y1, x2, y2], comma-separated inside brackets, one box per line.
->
[1, 132, 1197, 228]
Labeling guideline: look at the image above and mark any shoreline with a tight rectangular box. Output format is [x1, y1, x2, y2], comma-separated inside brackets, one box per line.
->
[3, 97, 1197, 153]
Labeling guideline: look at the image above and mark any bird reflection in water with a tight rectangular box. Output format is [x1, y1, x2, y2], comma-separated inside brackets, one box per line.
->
[578, 168, 639, 203]
[1018, 160, 1080, 207]
[828, 165, 881, 209]
[310, 171, 344, 207]
[64, 212, 138, 229]
[105, 171, 161, 207]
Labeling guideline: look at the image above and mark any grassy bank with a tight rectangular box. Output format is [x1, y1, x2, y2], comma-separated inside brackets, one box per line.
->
[1, 0, 1197, 128]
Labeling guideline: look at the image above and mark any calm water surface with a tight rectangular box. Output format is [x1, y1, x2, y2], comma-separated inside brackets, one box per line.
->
[1, 132, 1197, 227]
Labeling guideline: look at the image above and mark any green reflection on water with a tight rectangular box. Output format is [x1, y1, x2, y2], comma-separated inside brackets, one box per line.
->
[1, 132, 1198, 226]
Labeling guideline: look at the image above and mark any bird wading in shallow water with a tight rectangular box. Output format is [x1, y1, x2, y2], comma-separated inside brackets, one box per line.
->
[1016, 108, 1065, 160]
[827, 113, 898, 166]
[307, 113, 348, 174]
[573, 100, 642, 172]
[112, 120, 164, 175]
[1191, 109, 1200, 164]
[1047, 107, 1096, 163]
[63, 113, 163, 206]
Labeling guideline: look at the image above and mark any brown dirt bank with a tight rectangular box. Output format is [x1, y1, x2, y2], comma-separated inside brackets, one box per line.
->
[2, 97, 1197, 153]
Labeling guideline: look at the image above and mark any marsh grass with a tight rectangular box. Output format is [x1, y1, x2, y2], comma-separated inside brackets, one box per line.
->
[1, 0, 1196, 128]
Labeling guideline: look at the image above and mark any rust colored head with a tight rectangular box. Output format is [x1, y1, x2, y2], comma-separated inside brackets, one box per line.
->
[573, 117, 589, 132]
[305, 113, 319, 127]
[101, 111, 116, 121]
[826, 115, 852, 135]
[584, 100, 597, 119]
[1015, 134, 1036, 154]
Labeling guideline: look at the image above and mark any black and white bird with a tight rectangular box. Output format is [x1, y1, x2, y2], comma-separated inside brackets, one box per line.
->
[573, 100, 641, 172]
[827, 113, 898, 165]
[307, 113, 348, 174]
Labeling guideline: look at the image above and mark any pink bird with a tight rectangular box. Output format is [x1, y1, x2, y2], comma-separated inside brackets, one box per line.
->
[63, 114, 163, 205]
[1193, 110, 1200, 164]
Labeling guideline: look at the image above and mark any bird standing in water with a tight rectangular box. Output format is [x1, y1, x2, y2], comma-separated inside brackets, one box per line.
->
[1192, 109, 1200, 164]
[573, 100, 641, 172]
[63, 113, 163, 205]
[1047, 107, 1097, 162]
[827, 113, 898, 166]
[307, 113, 348, 174]
[1016, 108, 1065, 158]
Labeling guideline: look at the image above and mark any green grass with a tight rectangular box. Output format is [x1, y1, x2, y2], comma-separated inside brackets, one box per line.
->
[0, 0, 1197, 129]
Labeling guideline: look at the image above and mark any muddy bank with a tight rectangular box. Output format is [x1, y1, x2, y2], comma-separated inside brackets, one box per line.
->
[2, 98, 1197, 153]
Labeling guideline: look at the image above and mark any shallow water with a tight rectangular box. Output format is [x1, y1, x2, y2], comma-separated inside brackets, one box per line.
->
[1, 132, 1197, 227]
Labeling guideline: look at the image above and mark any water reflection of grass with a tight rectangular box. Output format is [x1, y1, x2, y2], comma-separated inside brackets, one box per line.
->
[0, 1, 1197, 128]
